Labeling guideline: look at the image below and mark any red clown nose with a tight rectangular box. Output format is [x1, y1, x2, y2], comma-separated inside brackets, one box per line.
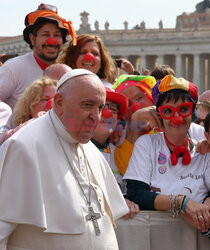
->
[46, 99, 53, 109]
[46, 38, 57, 45]
[102, 108, 113, 118]
[131, 103, 142, 112]
[84, 53, 94, 61]
[171, 116, 184, 125]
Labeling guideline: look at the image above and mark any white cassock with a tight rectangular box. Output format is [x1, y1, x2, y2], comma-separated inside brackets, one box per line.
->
[0, 110, 129, 250]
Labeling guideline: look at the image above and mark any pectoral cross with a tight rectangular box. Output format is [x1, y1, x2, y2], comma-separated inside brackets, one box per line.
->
[86, 206, 101, 236]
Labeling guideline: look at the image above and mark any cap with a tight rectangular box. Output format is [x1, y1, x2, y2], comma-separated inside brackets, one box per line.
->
[152, 75, 198, 104]
[56, 69, 96, 90]
[112, 74, 156, 103]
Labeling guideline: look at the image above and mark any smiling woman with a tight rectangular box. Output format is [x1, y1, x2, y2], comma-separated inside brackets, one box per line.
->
[1, 77, 57, 144]
[57, 34, 117, 87]
[13, 77, 57, 126]
[124, 74, 210, 235]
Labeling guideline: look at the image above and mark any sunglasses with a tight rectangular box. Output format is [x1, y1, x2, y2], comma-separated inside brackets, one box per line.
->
[158, 102, 193, 120]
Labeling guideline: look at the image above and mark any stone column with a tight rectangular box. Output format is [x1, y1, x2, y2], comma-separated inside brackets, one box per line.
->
[156, 55, 164, 66]
[175, 54, 182, 77]
[140, 55, 146, 72]
[123, 55, 129, 60]
[193, 54, 201, 92]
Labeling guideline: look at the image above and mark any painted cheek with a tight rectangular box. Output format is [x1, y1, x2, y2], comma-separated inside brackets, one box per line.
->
[76, 56, 83, 67]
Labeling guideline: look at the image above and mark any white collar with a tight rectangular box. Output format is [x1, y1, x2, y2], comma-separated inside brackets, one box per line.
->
[49, 109, 78, 145]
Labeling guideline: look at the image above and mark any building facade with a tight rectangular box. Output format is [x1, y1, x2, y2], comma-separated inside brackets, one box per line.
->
[0, 1, 210, 94]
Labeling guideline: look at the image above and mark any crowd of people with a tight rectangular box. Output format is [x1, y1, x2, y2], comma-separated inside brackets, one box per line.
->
[0, 3, 210, 249]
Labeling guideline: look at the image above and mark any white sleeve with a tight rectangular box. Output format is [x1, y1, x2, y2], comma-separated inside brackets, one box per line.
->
[0, 220, 17, 246]
[123, 134, 152, 184]
[0, 65, 16, 102]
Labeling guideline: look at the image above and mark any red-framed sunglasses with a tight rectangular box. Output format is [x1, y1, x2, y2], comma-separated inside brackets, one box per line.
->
[158, 102, 193, 120]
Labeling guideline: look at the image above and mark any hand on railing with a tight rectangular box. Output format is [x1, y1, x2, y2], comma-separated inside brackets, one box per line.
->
[181, 198, 210, 233]
[123, 198, 139, 219]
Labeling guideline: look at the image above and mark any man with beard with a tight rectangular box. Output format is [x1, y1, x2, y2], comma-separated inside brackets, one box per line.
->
[0, 3, 76, 110]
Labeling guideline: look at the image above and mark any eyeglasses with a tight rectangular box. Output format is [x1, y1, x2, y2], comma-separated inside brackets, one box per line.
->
[133, 92, 147, 103]
[103, 103, 120, 114]
[128, 92, 147, 108]
[158, 102, 193, 120]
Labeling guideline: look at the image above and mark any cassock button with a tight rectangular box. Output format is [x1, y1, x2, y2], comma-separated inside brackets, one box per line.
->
[98, 198, 101, 202]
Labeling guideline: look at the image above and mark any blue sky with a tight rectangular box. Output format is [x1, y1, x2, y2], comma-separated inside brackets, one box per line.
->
[0, 0, 201, 36]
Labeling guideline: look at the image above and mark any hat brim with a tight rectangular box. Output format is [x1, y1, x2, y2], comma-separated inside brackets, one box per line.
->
[106, 91, 128, 119]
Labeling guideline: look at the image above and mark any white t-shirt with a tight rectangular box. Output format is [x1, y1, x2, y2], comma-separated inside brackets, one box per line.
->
[124, 132, 210, 203]
[0, 52, 43, 109]
[189, 122, 205, 141]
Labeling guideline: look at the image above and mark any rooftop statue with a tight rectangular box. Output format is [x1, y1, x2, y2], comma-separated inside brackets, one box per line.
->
[79, 11, 91, 32]
[159, 20, 163, 30]
[105, 21, 109, 31]
[94, 20, 99, 31]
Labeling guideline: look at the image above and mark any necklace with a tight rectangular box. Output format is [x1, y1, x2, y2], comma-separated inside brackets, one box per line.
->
[164, 133, 191, 166]
[49, 112, 101, 236]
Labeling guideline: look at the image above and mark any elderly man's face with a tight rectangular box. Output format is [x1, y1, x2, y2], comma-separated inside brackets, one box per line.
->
[56, 75, 106, 143]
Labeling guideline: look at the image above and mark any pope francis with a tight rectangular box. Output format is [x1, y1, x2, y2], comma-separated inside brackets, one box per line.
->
[0, 69, 129, 249]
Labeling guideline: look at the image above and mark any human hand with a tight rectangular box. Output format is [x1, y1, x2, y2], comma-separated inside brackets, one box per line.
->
[131, 106, 163, 131]
[120, 58, 135, 74]
[2, 118, 35, 143]
[141, 67, 151, 76]
[123, 198, 139, 219]
[183, 199, 210, 232]
[109, 123, 124, 145]
[125, 106, 163, 144]
[196, 140, 210, 154]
